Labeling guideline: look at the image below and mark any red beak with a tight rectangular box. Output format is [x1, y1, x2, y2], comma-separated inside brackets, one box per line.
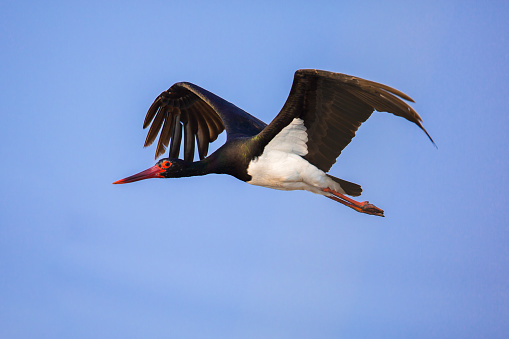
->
[113, 165, 164, 184]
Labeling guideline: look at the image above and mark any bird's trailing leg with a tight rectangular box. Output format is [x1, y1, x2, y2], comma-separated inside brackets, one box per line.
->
[323, 188, 385, 217]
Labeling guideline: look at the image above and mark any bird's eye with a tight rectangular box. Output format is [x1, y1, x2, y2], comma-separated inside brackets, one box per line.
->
[162, 161, 171, 168]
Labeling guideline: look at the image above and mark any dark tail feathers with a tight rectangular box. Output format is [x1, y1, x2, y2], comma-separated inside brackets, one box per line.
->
[326, 174, 362, 197]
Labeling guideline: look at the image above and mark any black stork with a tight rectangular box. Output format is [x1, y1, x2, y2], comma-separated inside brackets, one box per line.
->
[114, 69, 434, 217]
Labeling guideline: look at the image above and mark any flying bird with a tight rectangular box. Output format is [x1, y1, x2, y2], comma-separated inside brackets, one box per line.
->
[114, 69, 433, 217]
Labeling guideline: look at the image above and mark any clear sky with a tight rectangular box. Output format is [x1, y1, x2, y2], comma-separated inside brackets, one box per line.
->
[1, 1, 508, 338]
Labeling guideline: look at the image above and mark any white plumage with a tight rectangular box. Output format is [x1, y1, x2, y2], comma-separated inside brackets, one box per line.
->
[247, 118, 345, 196]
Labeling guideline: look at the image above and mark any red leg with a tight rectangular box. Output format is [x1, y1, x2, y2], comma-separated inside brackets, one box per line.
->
[323, 188, 385, 217]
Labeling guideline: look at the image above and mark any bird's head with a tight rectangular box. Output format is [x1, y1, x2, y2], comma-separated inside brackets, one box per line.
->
[113, 158, 186, 184]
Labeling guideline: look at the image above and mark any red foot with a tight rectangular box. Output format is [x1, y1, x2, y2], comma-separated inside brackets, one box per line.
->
[358, 201, 385, 217]
[323, 188, 385, 217]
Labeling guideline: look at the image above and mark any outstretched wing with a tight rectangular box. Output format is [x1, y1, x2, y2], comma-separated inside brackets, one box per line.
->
[143, 82, 267, 160]
[256, 69, 433, 172]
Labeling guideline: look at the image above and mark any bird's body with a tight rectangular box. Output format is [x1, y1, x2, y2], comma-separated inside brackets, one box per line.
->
[114, 69, 433, 216]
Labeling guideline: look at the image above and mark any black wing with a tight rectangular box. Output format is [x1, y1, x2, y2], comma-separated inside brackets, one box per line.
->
[143, 82, 267, 160]
[256, 69, 433, 172]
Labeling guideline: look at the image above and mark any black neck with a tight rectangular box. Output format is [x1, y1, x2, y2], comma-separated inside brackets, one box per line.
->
[175, 140, 255, 182]
[186, 147, 253, 181]
[179, 158, 216, 177]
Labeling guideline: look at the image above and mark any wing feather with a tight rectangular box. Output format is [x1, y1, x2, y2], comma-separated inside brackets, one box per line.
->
[155, 111, 173, 158]
[255, 69, 433, 172]
[144, 106, 166, 147]
[143, 97, 161, 129]
[169, 111, 182, 159]
[182, 110, 196, 162]
[142, 82, 265, 160]
[194, 111, 210, 160]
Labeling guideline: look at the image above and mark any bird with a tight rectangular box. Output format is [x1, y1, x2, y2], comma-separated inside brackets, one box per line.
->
[113, 69, 434, 217]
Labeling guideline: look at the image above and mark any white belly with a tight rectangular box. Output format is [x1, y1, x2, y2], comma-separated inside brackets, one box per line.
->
[246, 151, 330, 194]
[246, 118, 345, 196]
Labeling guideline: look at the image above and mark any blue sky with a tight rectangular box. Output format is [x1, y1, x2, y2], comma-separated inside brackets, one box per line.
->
[1, 1, 508, 338]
